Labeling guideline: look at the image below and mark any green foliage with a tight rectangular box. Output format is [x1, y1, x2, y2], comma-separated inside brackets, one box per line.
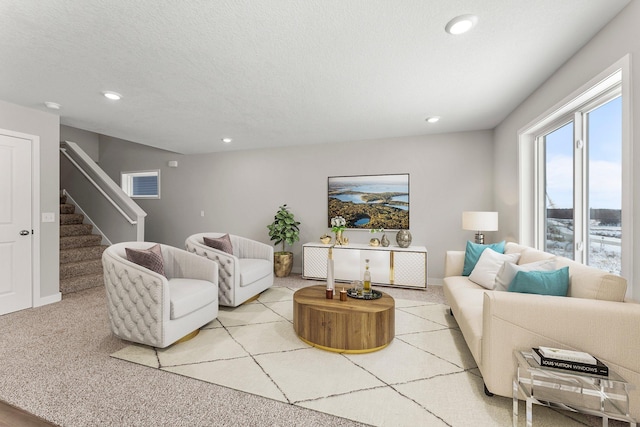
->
[267, 204, 301, 253]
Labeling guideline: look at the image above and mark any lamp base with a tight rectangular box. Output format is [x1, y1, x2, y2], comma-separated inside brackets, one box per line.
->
[474, 232, 485, 244]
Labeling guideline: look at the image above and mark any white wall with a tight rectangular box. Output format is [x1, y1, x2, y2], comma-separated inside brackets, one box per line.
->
[494, 1, 640, 299]
[0, 100, 60, 300]
[98, 130, 495, 282]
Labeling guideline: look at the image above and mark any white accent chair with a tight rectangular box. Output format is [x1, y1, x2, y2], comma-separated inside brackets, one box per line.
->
[185, 232, 274, 307]
[102, 242, 219, 348]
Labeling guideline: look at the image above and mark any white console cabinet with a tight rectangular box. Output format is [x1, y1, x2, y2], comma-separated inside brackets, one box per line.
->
[302, 242, 427, 289]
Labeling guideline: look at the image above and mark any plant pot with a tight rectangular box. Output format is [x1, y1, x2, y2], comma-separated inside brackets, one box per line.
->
[274, 252, 294, 277]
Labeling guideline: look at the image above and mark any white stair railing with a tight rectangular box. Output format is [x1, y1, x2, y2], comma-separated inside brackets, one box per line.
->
[60, 141, 146, 242]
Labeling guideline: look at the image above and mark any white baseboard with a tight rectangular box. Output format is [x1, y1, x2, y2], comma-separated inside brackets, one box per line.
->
[35, 292, 62, 307]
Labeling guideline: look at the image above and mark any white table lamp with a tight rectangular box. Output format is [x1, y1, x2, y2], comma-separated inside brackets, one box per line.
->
[462, 211, 498, 244]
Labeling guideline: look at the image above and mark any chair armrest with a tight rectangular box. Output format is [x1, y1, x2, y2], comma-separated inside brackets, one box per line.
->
[162, 245, 218, 285]
[481, 291, 640, 401]
[444, 250, 465, 277]
[232, 236, 274, 261]
[102, 249, 170, 344]
[185, 238, 240, 284]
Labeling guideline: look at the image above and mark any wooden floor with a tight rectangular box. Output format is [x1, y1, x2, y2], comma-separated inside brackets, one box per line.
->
[0, 400, 56, 427]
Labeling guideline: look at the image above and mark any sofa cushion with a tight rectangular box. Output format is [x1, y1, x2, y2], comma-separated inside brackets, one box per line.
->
[462, 241, 506, 276]
[238, 258, 272, 287]
[508, 267, 569, 296]
[203, 234, 234, 254]
[469, 249, 520, 290]
[504, 242, 530, 255]
[168, 278, 217, 320]
[554, 256, 627, 302]
[494, 258, 557, 292]
[125, 243, 166, 277]
[518, 247, 556, 265]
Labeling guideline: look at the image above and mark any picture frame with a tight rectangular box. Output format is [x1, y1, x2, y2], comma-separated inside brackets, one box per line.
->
[327, 173, 409, 230]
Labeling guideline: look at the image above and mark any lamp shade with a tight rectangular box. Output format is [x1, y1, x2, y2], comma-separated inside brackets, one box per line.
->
[462, 211, 498, 231]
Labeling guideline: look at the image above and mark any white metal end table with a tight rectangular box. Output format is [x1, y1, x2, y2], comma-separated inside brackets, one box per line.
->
[513, 350, 636, 427]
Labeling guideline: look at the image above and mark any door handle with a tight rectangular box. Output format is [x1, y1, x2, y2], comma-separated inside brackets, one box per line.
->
[19, 230, 30, 236]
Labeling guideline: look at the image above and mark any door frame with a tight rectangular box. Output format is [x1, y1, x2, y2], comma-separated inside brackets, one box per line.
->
[1, 128, 43, 308]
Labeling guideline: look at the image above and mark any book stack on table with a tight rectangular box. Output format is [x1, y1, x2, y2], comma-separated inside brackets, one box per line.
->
[531, 346, 609, 376]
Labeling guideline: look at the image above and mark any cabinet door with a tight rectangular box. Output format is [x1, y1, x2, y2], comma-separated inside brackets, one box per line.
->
[302, 246, 328, 279]
[333, 247, 360, 281]
[360, 250, 391, 284]
[393, 251, 427, 287]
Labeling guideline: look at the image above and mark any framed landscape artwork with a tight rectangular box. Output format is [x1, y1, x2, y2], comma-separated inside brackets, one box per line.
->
[327, 173, 409, 230]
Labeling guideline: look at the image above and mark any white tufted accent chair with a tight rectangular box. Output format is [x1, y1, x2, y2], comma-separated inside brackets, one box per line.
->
[102, 242, 219, 348]
[185, 233, 274, 307]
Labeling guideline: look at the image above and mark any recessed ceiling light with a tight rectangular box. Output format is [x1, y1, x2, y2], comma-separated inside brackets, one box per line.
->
[44, 101, 61, 110]
[102, 91, 122, 100]
[221, 137, 233, 143]
[445, 14, 478, 35]
[426, 116, 440, 123]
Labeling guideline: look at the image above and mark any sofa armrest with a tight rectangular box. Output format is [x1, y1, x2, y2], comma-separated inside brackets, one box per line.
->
[481, 291, 640, 418]
[444, 251, 465, 277]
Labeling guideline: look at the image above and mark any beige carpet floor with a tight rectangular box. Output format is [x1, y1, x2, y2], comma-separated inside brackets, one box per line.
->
[0, 276, 619, 426]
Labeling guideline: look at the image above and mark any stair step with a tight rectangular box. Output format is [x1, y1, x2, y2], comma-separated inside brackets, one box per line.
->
[60, 272, 103, 295]
[60, 234, 102, 250]
[60, 259, 103, 280]
[60, 194, 67, 204]
[60, 203, 75, 214]
[60, 245, 108, 264]
[60, 224, 93, 237]
[60, 213, 84, 225]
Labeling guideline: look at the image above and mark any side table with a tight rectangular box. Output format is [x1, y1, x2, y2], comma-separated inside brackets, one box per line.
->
[513, 350, 636, 427]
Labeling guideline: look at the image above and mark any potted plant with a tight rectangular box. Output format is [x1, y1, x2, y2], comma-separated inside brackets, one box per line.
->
[267, 204, 301, 277]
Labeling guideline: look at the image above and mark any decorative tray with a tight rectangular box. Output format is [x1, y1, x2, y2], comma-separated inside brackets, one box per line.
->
[346, 289, 382, 300]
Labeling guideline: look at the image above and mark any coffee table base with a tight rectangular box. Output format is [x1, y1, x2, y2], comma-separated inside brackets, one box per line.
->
[293, 285, 395, 353]
[297, 335, 391, 354]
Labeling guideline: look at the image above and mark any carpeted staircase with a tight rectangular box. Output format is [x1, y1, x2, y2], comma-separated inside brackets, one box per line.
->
[59, 193, 108, 294]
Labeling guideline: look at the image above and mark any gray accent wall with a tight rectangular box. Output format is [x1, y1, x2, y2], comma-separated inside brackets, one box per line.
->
[60, 125, 100, 162]
[494, 1, 640, 300]
[98, 130, 495, 282]
[0, 99, 60, 300]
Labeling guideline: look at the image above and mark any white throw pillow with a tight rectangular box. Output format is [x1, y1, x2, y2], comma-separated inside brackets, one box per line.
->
[469, 249, 521, 290]
[494, 258, 557, 292]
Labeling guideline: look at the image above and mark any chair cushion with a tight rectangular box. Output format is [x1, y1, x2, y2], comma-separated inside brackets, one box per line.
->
[238, 259, 272, 287]
[125, 243, 166, 277]
[203, 234, 233, 254]
[168, 278, 217, 320]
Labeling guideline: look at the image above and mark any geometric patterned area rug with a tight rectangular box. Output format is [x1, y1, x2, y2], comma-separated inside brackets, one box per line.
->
[111, 286, 594, 427]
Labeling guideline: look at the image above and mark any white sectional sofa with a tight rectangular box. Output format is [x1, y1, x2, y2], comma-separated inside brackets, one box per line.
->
[443, 242, 640, 420]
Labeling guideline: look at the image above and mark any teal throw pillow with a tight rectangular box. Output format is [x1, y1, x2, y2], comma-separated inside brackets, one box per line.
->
[507, 267, 569, 296]
[462, 240, 506, 276]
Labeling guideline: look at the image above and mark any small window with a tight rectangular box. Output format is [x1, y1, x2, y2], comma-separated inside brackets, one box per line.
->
[121, 170, 160, 199]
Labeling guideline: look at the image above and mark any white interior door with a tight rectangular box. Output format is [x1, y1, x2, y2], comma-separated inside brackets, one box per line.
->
[0, 133, 32, 315]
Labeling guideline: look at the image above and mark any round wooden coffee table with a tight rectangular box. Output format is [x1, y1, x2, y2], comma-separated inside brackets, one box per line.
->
[293, 285, 395, 353]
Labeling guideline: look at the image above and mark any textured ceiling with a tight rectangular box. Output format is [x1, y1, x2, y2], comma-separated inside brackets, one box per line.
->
[0, 0, 630, 154]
